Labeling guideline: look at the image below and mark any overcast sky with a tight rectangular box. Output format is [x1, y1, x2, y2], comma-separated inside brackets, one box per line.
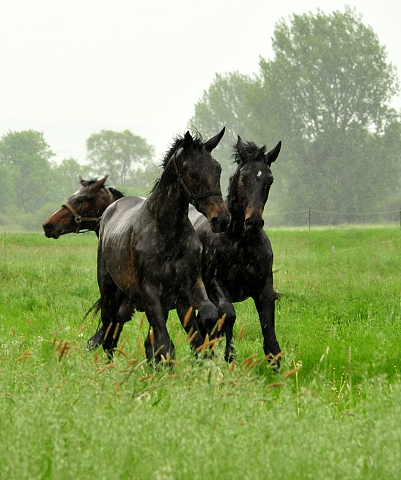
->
[1, 0, 400, 164]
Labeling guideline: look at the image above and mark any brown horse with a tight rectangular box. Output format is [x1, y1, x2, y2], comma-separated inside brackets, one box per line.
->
[88, 129, 231, 362]
[42, 177, 125, 238]
[188, 136, 281, 366]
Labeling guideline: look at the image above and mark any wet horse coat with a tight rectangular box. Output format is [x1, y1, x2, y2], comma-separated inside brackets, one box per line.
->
[189, 136, 282, 365]
[91, 129, 231, 361]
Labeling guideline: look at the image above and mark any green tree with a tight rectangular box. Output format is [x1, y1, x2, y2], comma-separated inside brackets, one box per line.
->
[86, 130, 155, 188]
[190, 8, 401, 222]
[0, 163, 17, 218]
[190, 73, 264, 189]
[259, 7, 401, 219]
[51, 157, 91, 200]
[0, 130, 55, 213]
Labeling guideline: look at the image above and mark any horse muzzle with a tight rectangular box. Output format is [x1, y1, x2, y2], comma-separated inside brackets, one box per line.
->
[210, 210, 231, 233]
[244, 213, 264, 233]
[43, 222, 61, 239]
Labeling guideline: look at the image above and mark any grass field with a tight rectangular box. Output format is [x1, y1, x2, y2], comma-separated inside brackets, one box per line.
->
[0, 227, 401, 479]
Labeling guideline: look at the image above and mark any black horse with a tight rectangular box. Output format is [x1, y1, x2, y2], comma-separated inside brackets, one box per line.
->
[88, 129, 231, 362]
[188, 136, 281, 365]
[43, 177, 125, 238]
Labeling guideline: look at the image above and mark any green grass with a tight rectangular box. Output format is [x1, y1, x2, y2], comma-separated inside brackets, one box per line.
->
[1, 228, 401, 479]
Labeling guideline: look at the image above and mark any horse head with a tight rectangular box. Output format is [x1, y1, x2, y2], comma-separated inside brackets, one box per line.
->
[229, 137, 281, 233]
[43, 176, 120, 238]
[171, 128, 231, 233]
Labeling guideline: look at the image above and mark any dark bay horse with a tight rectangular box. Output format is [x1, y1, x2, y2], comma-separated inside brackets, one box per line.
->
[89, 129, 231, 362]
[188, 136, 281, 365]
[43, 177, 126, 238]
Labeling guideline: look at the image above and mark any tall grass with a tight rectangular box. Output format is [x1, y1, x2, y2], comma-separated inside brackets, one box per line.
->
[0, 228, 400, 479]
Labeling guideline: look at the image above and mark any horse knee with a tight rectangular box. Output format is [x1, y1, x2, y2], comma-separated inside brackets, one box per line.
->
[218, 301, 236, 326]
[198, 301, 219, 333]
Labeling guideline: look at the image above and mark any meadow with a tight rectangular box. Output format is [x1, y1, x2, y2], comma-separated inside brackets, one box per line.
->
[0, 227, 400, 479]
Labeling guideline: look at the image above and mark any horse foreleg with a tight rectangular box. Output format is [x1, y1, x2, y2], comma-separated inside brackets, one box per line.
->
[216, 300, 236, 362]
[142, 288, 175, 364]
[254, 284, 281, 369]
[176, 302, 205, 353]
[192, 279, 220, 334]
[208, 279, 237, 362]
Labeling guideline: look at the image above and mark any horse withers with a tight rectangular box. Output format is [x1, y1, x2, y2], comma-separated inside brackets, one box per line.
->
[189, 136, 282, 367]
[42, 177, 126, 238]
[89, 129, 231, 362]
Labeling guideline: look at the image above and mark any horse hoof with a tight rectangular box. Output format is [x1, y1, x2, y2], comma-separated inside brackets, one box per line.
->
[86, 329, 104, 350]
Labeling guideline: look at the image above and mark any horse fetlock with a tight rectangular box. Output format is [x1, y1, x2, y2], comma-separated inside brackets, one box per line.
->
[145, 335, 175, 364]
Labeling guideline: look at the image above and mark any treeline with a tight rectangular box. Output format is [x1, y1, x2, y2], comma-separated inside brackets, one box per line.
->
[2, 7, 401, 231]
[0, 129, 158, 231]
[189, 7, 401, 224]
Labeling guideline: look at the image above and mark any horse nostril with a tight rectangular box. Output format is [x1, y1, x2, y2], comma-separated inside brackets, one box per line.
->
[210, 212, 231, 233]
[245, 217, 264, 232]
[43, 222, 52, 231]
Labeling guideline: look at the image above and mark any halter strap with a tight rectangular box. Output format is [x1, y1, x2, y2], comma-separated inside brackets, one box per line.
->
[171, 151, 222, 203]
[62, 189, 114, 233]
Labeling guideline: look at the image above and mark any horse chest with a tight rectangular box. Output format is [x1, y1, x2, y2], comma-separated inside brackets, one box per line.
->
[141, 235, 201, 285]
[207, 239, 270, 299]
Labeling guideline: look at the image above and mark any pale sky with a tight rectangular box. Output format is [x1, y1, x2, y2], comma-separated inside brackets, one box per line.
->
[1, 0, 400, 164]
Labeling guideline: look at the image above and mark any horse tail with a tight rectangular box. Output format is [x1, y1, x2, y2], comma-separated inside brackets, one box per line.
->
[83, 298, 101, 321]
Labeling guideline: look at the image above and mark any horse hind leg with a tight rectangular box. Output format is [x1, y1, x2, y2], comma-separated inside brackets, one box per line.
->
[101, 292, 135, 357]
[86, 280, 119, 351]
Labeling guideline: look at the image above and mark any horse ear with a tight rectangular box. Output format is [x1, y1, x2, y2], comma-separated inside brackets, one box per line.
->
[90, 176, 108, 192]
[236, 135, 248, 162]
[266, 141, 281, 165]
[183, 131, 194, 151]
[80, 177, 86, 186]
[204, 127, 225, 152]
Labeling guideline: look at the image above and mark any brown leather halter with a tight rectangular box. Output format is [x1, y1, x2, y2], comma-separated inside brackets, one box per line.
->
[62, 189, 114, 233]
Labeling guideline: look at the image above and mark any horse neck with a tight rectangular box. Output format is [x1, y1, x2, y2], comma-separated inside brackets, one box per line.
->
[147, 163, 189, 232]
[226, 170, 246, 236]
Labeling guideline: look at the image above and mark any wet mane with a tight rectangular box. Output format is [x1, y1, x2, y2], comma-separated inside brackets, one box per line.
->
[80, 178, 125, 199]
[150, 132, 205, 194]
[160, 132, 205, 169]
[80, 178, 101, 187]
[231, 141, 267, 164]
[108, 187, 125, 200]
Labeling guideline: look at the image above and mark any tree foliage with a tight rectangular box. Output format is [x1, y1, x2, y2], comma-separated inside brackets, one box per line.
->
[261, 7, 399, 139]
[0, 130, 55, 213]
[190, 8, 401, 222]
[86, 130, 155, 188]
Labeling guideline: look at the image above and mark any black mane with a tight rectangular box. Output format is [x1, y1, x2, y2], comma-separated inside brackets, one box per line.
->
[108, 187, 125, 200]
[81, 178, 101, 187]
[81, 178, 125, 199]
[232, 141, 267, 164]
[150, 132, 205, 194]
[160, 132, 204, 169]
